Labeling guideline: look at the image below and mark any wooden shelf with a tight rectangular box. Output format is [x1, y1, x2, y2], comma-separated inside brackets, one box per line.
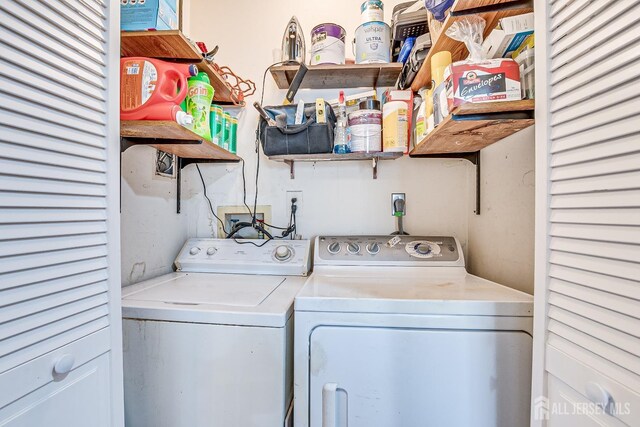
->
[121, 30, 240, 105]
[120, 120, 241, 162]
[270, 63, 403, 90]
[411, 0, 533, 91]
[410, 100, 534, 156]
[269, 152, 403, 179]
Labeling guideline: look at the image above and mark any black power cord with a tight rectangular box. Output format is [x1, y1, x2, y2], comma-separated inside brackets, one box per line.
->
[196, 164, 227, 236]
[196, 61, 299, 247]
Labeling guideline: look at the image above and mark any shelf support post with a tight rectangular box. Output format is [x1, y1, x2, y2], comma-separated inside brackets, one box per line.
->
[177, 157, 182, 214]
[474, 151, 481, 215]
[285, 160, 295, 179]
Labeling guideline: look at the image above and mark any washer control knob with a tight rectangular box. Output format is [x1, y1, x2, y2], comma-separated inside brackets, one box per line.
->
[366, 243, 380, 255]
[347, 243, 361, 254]
[206, 247, 217, 256]
[189, 246, 201, 255]
[328, 242, 341, 254]
[275, 245, 292, 261]
[415, 243, 432, 255]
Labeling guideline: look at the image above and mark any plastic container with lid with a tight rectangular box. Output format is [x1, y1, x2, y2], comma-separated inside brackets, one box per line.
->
[383, 101, 409, 153]
[348, 100, 382, 153]
[514, 48, 535, 99]
[186, 72, 215, 141]
[229, 117, 238, 154]
[210, 105, 224, 146]
[221, 113, 232, 151]
[120, 57, 197, 122]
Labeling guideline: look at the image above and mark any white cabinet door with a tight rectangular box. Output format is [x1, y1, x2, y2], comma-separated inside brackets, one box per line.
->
[0, 0, 122, 425]
[533, 0, 640, 425]
[309, 326, 532, 427]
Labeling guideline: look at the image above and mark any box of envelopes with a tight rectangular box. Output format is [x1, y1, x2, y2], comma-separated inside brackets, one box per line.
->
[445, 59, 521, 108]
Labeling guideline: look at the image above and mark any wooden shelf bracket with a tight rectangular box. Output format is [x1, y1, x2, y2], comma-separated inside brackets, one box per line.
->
[412, 151, 481, 215]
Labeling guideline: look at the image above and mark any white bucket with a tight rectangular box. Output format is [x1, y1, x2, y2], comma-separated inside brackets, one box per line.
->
[361, 0, 384, 23]
[353, 21, 391, 64]
[310, 23, 346, 65]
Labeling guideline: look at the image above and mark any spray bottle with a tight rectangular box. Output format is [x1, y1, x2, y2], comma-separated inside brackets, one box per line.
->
[333, 91, 350, 154]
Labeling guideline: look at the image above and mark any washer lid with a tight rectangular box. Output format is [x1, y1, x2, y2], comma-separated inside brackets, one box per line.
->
[124, 274, 284, 306]
[295, 267, 533, 317]
[122, 272, 307, 327]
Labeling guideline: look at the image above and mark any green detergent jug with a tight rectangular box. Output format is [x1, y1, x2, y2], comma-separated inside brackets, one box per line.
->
[186, 72, 215, 141]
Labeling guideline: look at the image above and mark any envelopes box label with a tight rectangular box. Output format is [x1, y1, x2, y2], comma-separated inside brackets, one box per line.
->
[445, 59, 521, 108]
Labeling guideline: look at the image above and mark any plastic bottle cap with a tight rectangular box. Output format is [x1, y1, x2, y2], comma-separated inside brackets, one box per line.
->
[191, 71, 211, 84]
[188, 64, 199, 77]
[176, 111, 194, 126]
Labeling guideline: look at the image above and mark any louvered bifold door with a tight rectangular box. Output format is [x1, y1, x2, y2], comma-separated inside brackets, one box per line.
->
[0, 0, 122, 425]
[535, 0, 640, 425]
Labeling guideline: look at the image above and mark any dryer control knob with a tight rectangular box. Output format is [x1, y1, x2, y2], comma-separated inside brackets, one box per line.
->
[328, 242, 341, 254]
[347, 243, 361, 254]
[415, 243, 432, 255]
[366, 243, 380, 255]
[189, 247, 201, 255]
[275, 245, 292, 261]
[206, 247, 217, 256]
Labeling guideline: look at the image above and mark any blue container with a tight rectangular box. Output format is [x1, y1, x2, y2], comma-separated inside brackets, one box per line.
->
[121, 0, 178, 31]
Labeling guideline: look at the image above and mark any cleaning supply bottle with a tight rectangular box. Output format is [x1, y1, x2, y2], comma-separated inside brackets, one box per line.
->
[186, 72, 215, 141]
[120, 57, 197, 122]
[333, 91, 350, 154]
[415, 86, 432, 142]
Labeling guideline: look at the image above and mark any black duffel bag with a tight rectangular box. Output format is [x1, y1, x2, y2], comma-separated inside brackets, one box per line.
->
[258, 101, 336, 156]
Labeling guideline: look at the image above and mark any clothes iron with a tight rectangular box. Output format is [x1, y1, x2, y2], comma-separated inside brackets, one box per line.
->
[281, 16, 306, 64]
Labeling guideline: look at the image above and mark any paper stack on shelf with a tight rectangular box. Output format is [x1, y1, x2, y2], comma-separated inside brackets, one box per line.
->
[481, 12, 534, 59]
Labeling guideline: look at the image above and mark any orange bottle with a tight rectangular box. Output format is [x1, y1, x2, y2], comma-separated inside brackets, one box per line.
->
[120, 57, 198, 122]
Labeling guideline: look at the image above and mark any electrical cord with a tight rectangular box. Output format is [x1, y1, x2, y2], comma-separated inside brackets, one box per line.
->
[195, 61, 299, 245]
[196, 164, 228, 236]
[233, 61, 299, 240]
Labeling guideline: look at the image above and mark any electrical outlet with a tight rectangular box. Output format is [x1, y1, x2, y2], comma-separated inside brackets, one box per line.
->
[392, 193, 406, 216]
[286, 191, 303, 217]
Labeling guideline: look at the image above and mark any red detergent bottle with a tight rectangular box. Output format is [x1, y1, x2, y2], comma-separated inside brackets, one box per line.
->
[120, 57, 198, 122]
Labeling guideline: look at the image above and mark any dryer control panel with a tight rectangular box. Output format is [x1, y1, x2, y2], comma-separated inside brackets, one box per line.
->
[315, 236, 463, 267]
[175, 238, 312, 276]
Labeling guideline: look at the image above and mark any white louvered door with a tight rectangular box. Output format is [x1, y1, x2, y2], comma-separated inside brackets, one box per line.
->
[0, 1, 123, 426]
[532, 0, 640, 426]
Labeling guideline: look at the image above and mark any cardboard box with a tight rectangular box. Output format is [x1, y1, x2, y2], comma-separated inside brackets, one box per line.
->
[121, 0, 178, 31]
[445, 59, 521, 108]
[382, 89, 414, 153]
[481, 12, 534, 58]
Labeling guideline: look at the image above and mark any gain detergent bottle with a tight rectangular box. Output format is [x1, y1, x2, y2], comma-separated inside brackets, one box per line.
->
[186, 72, 215, 141]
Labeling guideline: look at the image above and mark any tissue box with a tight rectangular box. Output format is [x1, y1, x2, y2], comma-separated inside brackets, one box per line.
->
[445, 59, 521, 108]
[121, 0, 178, 31]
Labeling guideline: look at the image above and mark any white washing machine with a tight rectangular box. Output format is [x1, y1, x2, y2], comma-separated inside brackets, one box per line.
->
[122, 238, 310, 427]
[294, 235, 533, 427]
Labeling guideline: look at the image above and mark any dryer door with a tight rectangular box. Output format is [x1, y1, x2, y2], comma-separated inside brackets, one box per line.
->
[309, 326, 532, 427]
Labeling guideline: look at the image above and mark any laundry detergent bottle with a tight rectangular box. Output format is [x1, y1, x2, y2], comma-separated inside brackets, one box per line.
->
[120, 57, 198, 124]
[186, 72, 215, 141]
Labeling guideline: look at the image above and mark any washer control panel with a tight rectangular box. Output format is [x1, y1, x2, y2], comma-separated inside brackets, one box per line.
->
[316, 235, 461, 264]
[175, 238, 311, 276]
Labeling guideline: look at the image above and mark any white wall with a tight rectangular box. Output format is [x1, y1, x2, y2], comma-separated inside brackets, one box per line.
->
[121, 146, 189, 286]
[467, 126, 535, 293]
[120, 0, 535, 293]
[183, 0, 470, 248]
